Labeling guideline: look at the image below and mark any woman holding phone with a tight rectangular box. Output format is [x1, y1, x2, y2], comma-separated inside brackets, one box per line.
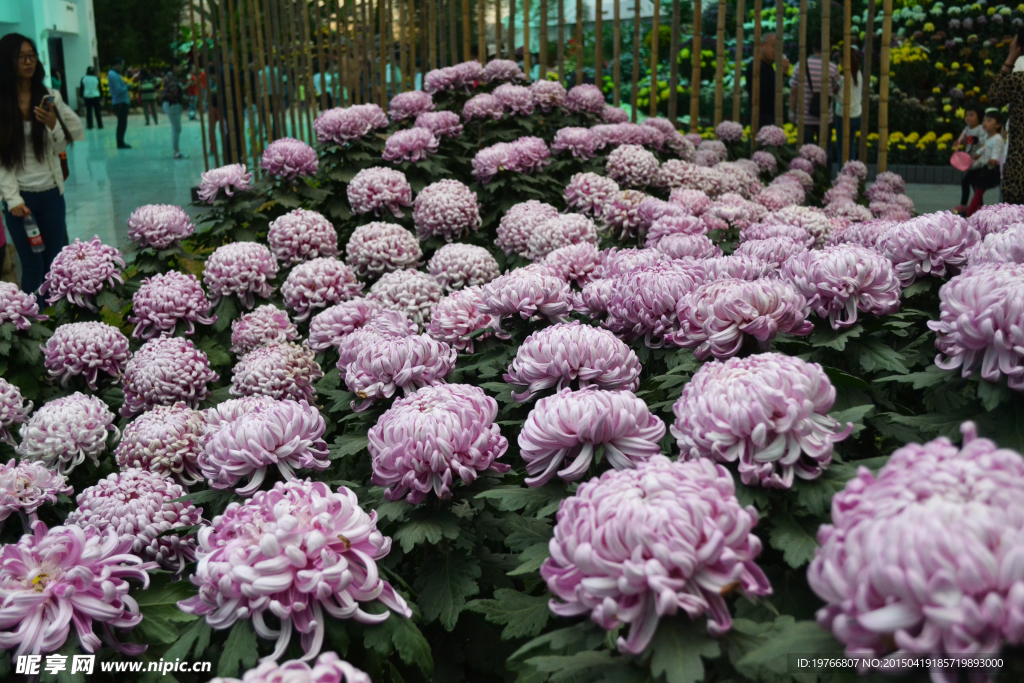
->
[0, 33, 84, 295]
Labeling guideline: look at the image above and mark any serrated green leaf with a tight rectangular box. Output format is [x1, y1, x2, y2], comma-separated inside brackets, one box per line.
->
[194, 336, 232, 368]
[503, 515, 552, 552]
[526, 651, 616, 682]
[476, 484, 568, 516]
[466, 589, 551, 639]
[648, 618, 721, 683]
[481, 381, 519, 404]
[822, 366, 870, 391]
[170, 489, 234, 507]
[162, 618, 213, 663]
[854, 338, 909, 374]
[363, 615, 434, 676]
[330, 433, 369, 460]
[414, 551, 481, 630]
[509, 623, 607, 663]
[133, 574, 199, 644]
[829, 404, 874, 437]
[732, 617, 843, 679]
[768, 514, 819, 568]
[509, 542, 550, 576]
[876, 365, 954, 389]
[212, 296, 239, 333]
[393, 512, 461, 553]
[810, 325, 862, 351]
[883, 411, 973, 440]
[216, 620, 259, 677]
[376, 499, 413, 522]
[977, 380, 1012, 412]
[901, 278, 933, 299]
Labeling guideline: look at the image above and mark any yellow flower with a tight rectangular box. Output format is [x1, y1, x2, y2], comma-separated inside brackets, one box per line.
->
[936, 62, 945, 70]
[924, 22, 935, 32]
[917, 143, 927, 150]
[988, 6, 996, 14]
[951, 62, 961, 70]
[985, 59, 993, 66]
[890, 132, 904, 141]
[907, 132, 920, 143]
[868, 133, 879, 141]
[939, 133, 954, 142]
[932, 87, 942, 94]
[898, 144, 907, 150]
[938, 143, 948, 150]
[943, 104, 953, 112]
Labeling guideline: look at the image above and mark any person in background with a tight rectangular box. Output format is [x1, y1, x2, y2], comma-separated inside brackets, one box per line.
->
[0, 33, 84, 295]
[138, 68, 159, 125]
[953, 103, 987, 214]
[963, 109, 1005, 216]
[790, 37, 840, 146]
[988, 31, 1024, 204]
[161, 59, 186, 159]
[186, 64, 199, 120]
[747, 33, 789, 128]
[80, 66, 102, 129]
[834, 49, 864, 162]
[108, 57, 131, 148]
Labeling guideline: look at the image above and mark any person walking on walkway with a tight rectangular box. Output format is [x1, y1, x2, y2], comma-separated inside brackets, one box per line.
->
[790, 38, 839, 146]
[80, 66, 102, 129]
[108, 57, 131, 148]
[834, 50, 864, 162]
[746, 33, 789, 128]
[988, 31, 1024, 204]
[0, 33, 84, 295]
[162, 59, 186, 159]
[139, 68, 160, 125]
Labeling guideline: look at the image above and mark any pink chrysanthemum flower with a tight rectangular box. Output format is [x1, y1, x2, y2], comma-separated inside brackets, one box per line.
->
[702, 254, 777, 280]
[197, 164, 253, 203]
[345, 334, 456, 410]
[39, 237, 125, 310]
[967, 203, 1024, 237]
[542, 456, 771, 653]
[527, 214, 599, 260]
[566, 84, 606, 114]
[700, 138, 729, 159]
[496, 201, 560, 256]
[0, 522, 150, 657]
[423, 66, 459, 93]
[425, 287, 496, 353]
[370, 384, 509, 503]
[313, 104, 388, 145]
[122, 337, 218, 417]
[808, 423, 1024, 674]
[825, 219, 897, 249]
[230, 304, 300, 355]
[210, 653, 370, 683]
[755, 184, 805, 211]
[551, 127, 602, 159]
[493, 83, 535, 115]
[43, 321, 131, 389]
[178, 480, 411, 661]
[336, 311, 419, 367]
[0, 459, 71, 523]
[260, 138, 319, 179]
[67, 469, 201, 573]
[873, 170, 906, 194]
[231, 342, 323, 404]
[601, 189, 649, 239]
[306, 299, 384, 352]
[126, 204, 194, 249]
[840, 159, 868, 179]
[798, 143, 828, 167]
[17, 393, 118, 475]
[479, 270, 573, 328]
[824, 200, 874, 224]
[602, 104, 630, 123]
[668, 187, 714, 216]
[772, 205, 834, 246]
[414, 111, 463, 139]
[345, 223, 422, 277]
[752, 150, 778, 174]
[606, 144, 659, 188]
[387, 90, 434, 122]
[788, 156, 815, 175]
[573, 278, 617, 319]
[604, 261, 706, 347]
[129, 270, 216, 339]
[0, 281, 45, 330]
[715, 120, 745, 142]
[367, 269, 443, 326]
[655, 233, 722, 259]
[755, 124, 788, 147]
[531, 80, 568, 110]
[543, 242, 602, 285]
[204, 241, 279, 309]
[200, 399, 329, 495]
[970, 223, 1024, 265]
[413, 179, 481, 242]
[462, 93, 505, 120]
[427, 244, 499, 290]
[347, 167, 413, 217]
[734, 235, 809, 266]
[483, 58, 526, 83]
[282, 258, 364, 321]
[672, 354, 851, 488]
[382, 127, 438, 163]
[519, 387, 665, 486]
[877, 211, 980, 286]
[638, 197, 689, 227]
[672, 278, 813, 359]
[511, 136, 551, 173]
[267, 209, 340, 267]
[471, 142, 515, 183]
[778, 168, 815, 193]
[115, 402, 205, 485]
[0, 378, 31, 447]
[645, 215, 707, 249]
[564, 172, 620, 216]
[505, 321, 641, 401]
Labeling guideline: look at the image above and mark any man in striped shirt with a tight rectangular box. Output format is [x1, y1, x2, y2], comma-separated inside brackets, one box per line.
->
[789, 41, 840, 146]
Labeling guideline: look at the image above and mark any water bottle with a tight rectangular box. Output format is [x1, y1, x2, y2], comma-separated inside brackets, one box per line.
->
[24, 215, 45, 254]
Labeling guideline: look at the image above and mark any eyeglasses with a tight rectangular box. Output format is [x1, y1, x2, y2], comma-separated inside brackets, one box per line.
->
[18, 53, 38, 64]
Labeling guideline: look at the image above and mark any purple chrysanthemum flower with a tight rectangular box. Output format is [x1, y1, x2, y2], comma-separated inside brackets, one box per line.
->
[0, 522, 149, 657]
[230, 342, 323, 404]
[479, 270, 573, 328]
[505, 321, 641, 401]
[496, 201, 560, 257]
[602, 104, 630, 123]
[387, 90, 434, 122]
[967, 203, 1024, 237]
[755, 125, 788, 147]
[756, 184, 805, 211]
[700, 138, 729, 159]
[519, 387, 664, 487]
[115, 402, 205, 485]
[345, 334, 456, 410]
[39, 237, 125, 310]
[694, 149, 721, 167]
[423, 66, 459, 93]
[702, 254, 776, 280]
[511, 136, 551, 173]
[771, 205, 834, 245]
[427, 244, 499, 290]
[260, 138, 319, 179]
[370, 384, 508, 503]
[0, 459, 71, 523]
[483, 58, 525, 83]
[543, 242, 601, 284]
[130, 270, 216, 339]
[656, 232, 722, 259]
[639, 197, 696, 232]
[413, 179, 481, 242]
[566, 84, 606, 114]
[306, 299, 383, 352]
[604, 261, 706, 347]
[425, 287, 496, 353]
[788, 156, 815, 175]
[204, 242, 278, 309]
[493, 83, 535, 115]
[345, 223, 422, 277]
[564, 172, 619, 216]
[840, 159, 868, 180]
[0, 378, 31, 447]
[126, 204, 194, 249]
[414, 111, 463, 139]
[0, 281, 45, 330]
[267, 209, 340, 267]
[825, 200, 875, 224]
[740, 222, 814, 247]
[122, 337, 218, 417]
[230, 304, 300, 355]
[382, 127, 438, 163]
[825, 219, 897, 249]
[573, 278, 617, 319]
[178, 479, 411, 661]
[808, 423, 1024, 672]
[672, 353, 851, 488]
[873, 170, 906, 194]
[970, 223, 1024, 265]
[67, 469, 201, 573]
[200, 398, 329, 495]
[715, 120, 745, 142]
[313, 104, 388, 145]
[197, 164, 253, 203]
[209, 653, 370, 683]
[527, 214, 599, 261]
[541, 455, 771, 653]
[462, 93, 505, 120]
[367, 269, 443, 326]
[752, 150, 778, 174]
[605, 144, 659, 188]
[282, 258, 363, 321]
[654, 160, 721, 195]
[668, 187, 714, 216]
[531, 80, 567, 111]
[17, 393, 118, 475]
[43, 322, 131, 389]
[347, 167, 413, 217]
[601, 189, 649, 239]
[734, 235, 809, 266]
[645, 215, 707, 249]
[798, 143, 828, 167]
[551, 127, 602, 159]
[877, 211, 979, 286]
[332, 310, 419, 369]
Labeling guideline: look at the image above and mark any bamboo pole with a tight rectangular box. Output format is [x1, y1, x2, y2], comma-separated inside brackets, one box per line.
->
[732, 0, 744, 122]
[496, 0, 502, 60]
[479, 0, 487, 63]
[557, 0, 564, 83]
[299, 0, 319, 135]
[247, 0, 270, 148]
[189, 0, 210, 170]
[690, 0, 701, 131]
[379, 0, 388, 106]
[332, 0, 345, 102]
[463, 0, 471, 61]
[650, 0, 660, 117]
[272, 0, 294, 133]
[575, 0, 583, 84]
[819, 0, 830, 151]
[524, 0, 532, 78]
[450, 0, 458, 65]
[713, 0, 725, 124]
[313, 0, 330, 111]
[399, 0, 408, 92]
[509, 0, 516, 60]
[842, 0, 851, 163]
[751, 0, 761, 144]
[239, 0, 263, 170]
[364, 0, 374, 104]
[631, 0, 639, 121]
[612, 0, 619, 105]
[539, 0, 548, 71]
[775, 0, 784, 125]
[669, 0, 680, 122]
[225, 0, 245, 163]
[797, 0, 807, 143]
[284, 0, 304, 140]
[389, 0, 398, 95]
[347, 0, 358, 104]
[595, 0, 602, 88]
[878, 0, 891, 171]
[860, 0, 874, 162]
[430, 0, 438, 69]
[438, 0, 445, 66]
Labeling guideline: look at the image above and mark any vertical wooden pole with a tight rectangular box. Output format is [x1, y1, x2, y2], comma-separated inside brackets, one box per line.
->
[430, 0, 438, 69]
[751, 0, 761, 144]
[270, 0, 292, 133]
[819, 0, 830, 151]
[313, 0, 330, 112]
[669, 0, 679, 122]
[631, 0, 639, 121]
[595, 0, 602, 88]
[190, 0, 210, 170]
[463, 0, 471, 61]
[399, 0, 408, 92]
[450, 0, 459, 65]
[284, 0, 303, 140]
[364, 0, 374, 103]
[612, 0, 619, 105]
[496, 0, 502, 61]
[509, 0, 516, 60]
[860, 0, 874, 162]
[241, 0, 265, 168]
[796, 0, 806, 142]
[540, 0, 548, 73]
[689, 0, 701, 131]
[438, 0, 446, 66]
[235, 0, 256, 164]
[247, 0, 271, 148]
[775, 0, 784, 125]
[557, 0, 564, 83]
[226, 0, 245, 163]
[346, 0, 357, 103]
[300, 0, 319, 137]
[379, 0, 387, 105]
[332, 0, 345, 102]
[732, 0, 744, 122]
[842, 0, 851, 163]
[524, 0, 532, 78]
[878, 0, 891, 172]
[388, 0, 398, 96]
[713, 0, 725, 124]
[650, 0, 659, 117]
[479, 0, 487, 63]
[575, 0, 583, 85]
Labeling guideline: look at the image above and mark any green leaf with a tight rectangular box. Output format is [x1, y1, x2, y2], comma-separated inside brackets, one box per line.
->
[480, 381, 519, 404]
[526, 651, 617, 682]
[829, 404, 875, 437]
[648, 618, 721, 683]
[466, 589, 551, 639]
[376, 499, 413, 522]
[503, 515, 552, 552]
[876, 365, 954, 389]
[768, 514, 819, 568]
[977, 380, 1012, 412]
[330, 433, 369, 460]
[809, 325, 862, 351]
[883, 411, 973, 441]
[476, 484, 568, 516]
[162, 618, 213, 663]
[194, 335, 232, 368]
[393, 512, 461, 553]
[97, 289, 123, 313]
[212, 296, 239, 333]
[216, 620, 259, 678]
[901, 278, 934, 299]
[413, 551, 481, 630]
[854, 338, 910, 374]
[170, 489, 234, 507]
[822, 366, 870, 391]
[133, 574, 200, 644]
[509, 623, 607, 662]
[732, 617, 843, 679]
[509, 542, 550, 576]
[363, 616, 434, 677]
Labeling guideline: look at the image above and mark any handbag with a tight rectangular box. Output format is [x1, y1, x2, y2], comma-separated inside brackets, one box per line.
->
[950, 151, 972, 171]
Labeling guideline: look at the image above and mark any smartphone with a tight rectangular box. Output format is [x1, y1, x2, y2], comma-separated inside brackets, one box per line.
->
[40, 94, 54, 109]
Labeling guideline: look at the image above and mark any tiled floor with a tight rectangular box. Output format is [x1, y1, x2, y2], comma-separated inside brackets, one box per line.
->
[904, 183, 999, 215]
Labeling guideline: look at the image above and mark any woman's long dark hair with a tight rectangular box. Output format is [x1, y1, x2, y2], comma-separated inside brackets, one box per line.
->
[0, 33, 49, 170]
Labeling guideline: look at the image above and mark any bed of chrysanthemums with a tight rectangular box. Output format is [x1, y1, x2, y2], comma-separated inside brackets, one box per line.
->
[2, 57, 1024, 683]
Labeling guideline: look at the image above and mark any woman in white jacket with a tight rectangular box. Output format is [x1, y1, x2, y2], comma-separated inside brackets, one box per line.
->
[0, 33, 84, 295]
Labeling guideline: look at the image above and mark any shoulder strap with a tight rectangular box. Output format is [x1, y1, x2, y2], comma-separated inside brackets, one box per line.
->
[805, 58, 817, 94]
